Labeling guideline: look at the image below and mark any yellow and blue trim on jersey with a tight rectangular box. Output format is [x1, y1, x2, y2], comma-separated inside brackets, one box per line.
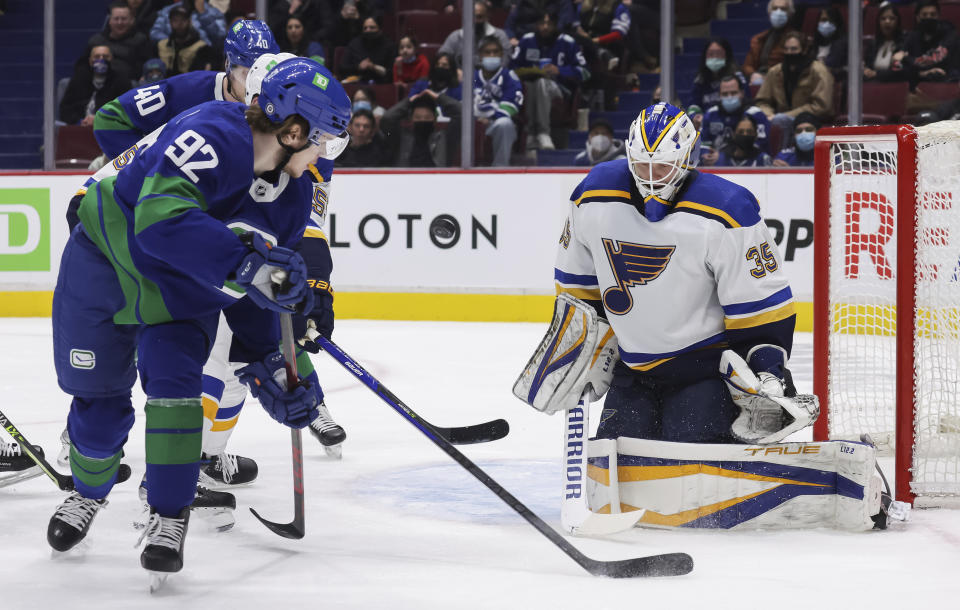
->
[554, 268, 601, 300]
[723, 287, 796, 330]
[201, 374, 242, 432]
[587, 454, 864, 528]
[618, 332, 727, 371]
[574, 189, 632, 207]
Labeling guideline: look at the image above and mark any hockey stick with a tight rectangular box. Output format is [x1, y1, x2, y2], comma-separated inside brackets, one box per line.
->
[561, 396, 644, 536]
[315, 335, 693, 578]
[249, 312, 306, 540]
[305, 329, 508, 444]
[0, 408, 74, 491]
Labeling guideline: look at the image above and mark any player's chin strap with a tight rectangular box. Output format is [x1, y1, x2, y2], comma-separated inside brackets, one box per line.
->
[269, 135, 312, 176]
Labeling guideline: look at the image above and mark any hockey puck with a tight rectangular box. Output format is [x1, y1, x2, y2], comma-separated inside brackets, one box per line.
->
[430, 216, 457, 239]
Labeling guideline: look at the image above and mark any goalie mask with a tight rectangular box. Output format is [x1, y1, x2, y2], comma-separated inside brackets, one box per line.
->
[625, 103, 700, 203]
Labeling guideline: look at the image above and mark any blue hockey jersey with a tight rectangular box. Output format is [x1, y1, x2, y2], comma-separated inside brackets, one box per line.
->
[511, 33, 589, 87]
[701, 103, 771, 155]
[472, 67, 524, 120]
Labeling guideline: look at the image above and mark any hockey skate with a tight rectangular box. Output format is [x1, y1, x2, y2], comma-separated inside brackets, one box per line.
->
[199, 452, 258, 488]
[138, 506, 190, 593]
[309, 401, 346, 459]
[136, 478, 236, 532]
[0, 440, 44, 488]
[47, 491, 108, 553]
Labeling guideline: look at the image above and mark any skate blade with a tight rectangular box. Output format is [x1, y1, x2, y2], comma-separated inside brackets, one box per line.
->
[192, 507, 235, 533]
[0, 466, 44, 489]
[50, 540, 90, 560]
[148, 572, 169, 594]
[197, 473, 255, 491]
[322, 444, 343, 460]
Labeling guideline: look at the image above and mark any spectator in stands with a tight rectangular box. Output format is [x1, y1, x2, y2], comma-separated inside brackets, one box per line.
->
[625, 0, 660, 73]
[409, 53, 463, 104]
[686, 104, 703, 132]
[268, 0, 333, 47]
[280, 15, 326, 64]
[87, 2, 152, 81]
[511, 11, 589, 151]
[61, 45, 132, 126]
[394, 34, 430, 85]
[125, 0, 160, 36]
[715, 115, 772, 167]
[504, 0, 576, 46]
[574, 118, 625, 166]
[754, 30, 833, 153]
[700, 75, 770, 167]
[138, 57, 167, 85]
[864, 3, 909, 82]
[150, 1, 226, 47]
[772, 111, 818, 167]
[473, 35, 523, 166]
[326, 0, 363, 51]
[439, 1, 513, 68]
[340, 15, 396, 84]
[158, 5, 210, 76]
[336, 109, 390, 167]
[742, 0, 795, 85]
[688, 38, 747, 111]
[352, 86, 385, 123]
[382, 91, 462, 167]
[905, 0, 960, 83]
[573, 0, 631, 71]
[812, 6, 847, 80]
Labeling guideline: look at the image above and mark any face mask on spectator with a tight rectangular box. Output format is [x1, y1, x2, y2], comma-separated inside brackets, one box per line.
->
[588, 134, 612, 156]
[413, 121, 434, 141]
[481, 56, 501, 72]
[770, 8, 788, 29]
[721, 95, 741, 112]
[362, 30, 381, 43]
[818, 21, 837, 38]
[795, 131, 816, 151]
[705, 57, 726, 73]
[783, 53, 804, 70]
[353, 100, 372, 112]
[430, 67, 453, 88]
[917, 18, 938, 35]
[92, 58, 110, 75]
[734, 134, 756, 151]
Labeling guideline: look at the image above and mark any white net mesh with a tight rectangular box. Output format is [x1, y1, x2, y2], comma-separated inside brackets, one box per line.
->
[825, 123, 960, 498]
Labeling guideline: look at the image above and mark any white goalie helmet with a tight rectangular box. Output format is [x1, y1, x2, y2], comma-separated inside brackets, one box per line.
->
[244, 52, 298, 105]
[625, 102, 701, 203]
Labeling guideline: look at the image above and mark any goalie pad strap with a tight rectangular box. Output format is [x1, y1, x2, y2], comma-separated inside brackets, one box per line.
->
[585, 437, 882, 531]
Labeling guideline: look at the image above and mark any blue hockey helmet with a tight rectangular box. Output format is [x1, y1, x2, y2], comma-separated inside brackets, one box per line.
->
[625, 102, 701, 203]
[258, 58, 352, 160]
[225, 20, 280, 72]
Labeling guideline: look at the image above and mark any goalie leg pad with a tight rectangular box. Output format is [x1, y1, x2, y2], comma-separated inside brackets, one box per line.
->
[585, 437, 883, 531]
[513, 294, 618, 414]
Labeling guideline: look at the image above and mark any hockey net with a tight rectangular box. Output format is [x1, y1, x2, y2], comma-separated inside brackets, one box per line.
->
[813, 122, 960, 505]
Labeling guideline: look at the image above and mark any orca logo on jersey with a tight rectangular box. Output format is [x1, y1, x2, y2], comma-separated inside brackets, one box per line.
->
[601, 238, 675, 315]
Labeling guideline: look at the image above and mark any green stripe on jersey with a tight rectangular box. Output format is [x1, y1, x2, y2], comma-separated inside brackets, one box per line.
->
[134, 174, 208, 235]
[93, 99, 135, 133]
[69, 447, 122, 488]
[145, 398, 203, 466]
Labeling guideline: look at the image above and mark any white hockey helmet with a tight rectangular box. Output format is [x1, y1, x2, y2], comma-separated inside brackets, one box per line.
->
[244, 52, 298, 105]
[625, 102, 701, 203]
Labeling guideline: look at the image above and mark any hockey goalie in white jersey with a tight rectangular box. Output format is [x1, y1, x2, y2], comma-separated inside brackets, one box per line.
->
[515, 102, 904, 532]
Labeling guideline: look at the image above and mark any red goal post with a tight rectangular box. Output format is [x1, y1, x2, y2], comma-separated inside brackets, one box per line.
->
[813, 123, 960, 506]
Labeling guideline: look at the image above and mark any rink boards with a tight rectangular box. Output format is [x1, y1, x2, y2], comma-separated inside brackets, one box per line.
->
[0, 169, 817, 327]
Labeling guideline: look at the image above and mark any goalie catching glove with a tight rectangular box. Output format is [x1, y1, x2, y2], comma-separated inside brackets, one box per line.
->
[513, 294, 619, 414]
[234, 232, 314, 315]
[236, 351, 319, 428]
[720, 347, 819, 444]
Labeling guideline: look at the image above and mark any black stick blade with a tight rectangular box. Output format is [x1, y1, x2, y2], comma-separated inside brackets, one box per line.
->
[249, 508, 305, 540]
[437, 419, 510, 445]
[586, 553, 694, 579]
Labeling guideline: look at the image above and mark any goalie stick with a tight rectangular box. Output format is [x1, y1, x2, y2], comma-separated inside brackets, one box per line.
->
[314, 334, 693, 578]
[249, 312, 306, 540]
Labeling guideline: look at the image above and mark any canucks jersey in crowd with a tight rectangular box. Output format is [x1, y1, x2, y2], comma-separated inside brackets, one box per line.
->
[473, 67, 523, 120]
[554, 160, 795, 383]
[511, 32, 589, 88]
[701, 102, 770, 156]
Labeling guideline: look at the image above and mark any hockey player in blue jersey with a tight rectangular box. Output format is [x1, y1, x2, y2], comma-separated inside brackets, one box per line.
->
[551, 102, 796, 443]
[92, 19, 279, 159]
[47, 58, 351, 580]
[511, 11, 589, 151]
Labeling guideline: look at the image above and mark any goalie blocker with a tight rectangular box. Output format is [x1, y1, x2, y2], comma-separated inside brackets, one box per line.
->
[584, 437, 906, 531]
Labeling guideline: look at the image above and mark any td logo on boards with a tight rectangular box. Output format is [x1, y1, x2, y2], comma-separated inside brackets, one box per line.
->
[0, 189, 50, 272]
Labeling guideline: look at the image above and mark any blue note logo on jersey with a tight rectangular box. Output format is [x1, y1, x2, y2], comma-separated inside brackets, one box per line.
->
[601, 238, 675, 315]
[559, 218, 571, 249]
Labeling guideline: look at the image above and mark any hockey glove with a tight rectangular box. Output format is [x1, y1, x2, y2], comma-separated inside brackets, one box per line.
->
[234, 232, 314, 315]
[292, 284, 334, 353]
[236, 352, 319, 429]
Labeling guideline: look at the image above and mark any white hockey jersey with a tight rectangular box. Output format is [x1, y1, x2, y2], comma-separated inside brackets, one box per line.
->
[555, 159, 795, 376]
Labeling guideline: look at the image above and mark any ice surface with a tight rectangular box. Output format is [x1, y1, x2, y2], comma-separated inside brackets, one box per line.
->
[2, 319, 958, 608]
